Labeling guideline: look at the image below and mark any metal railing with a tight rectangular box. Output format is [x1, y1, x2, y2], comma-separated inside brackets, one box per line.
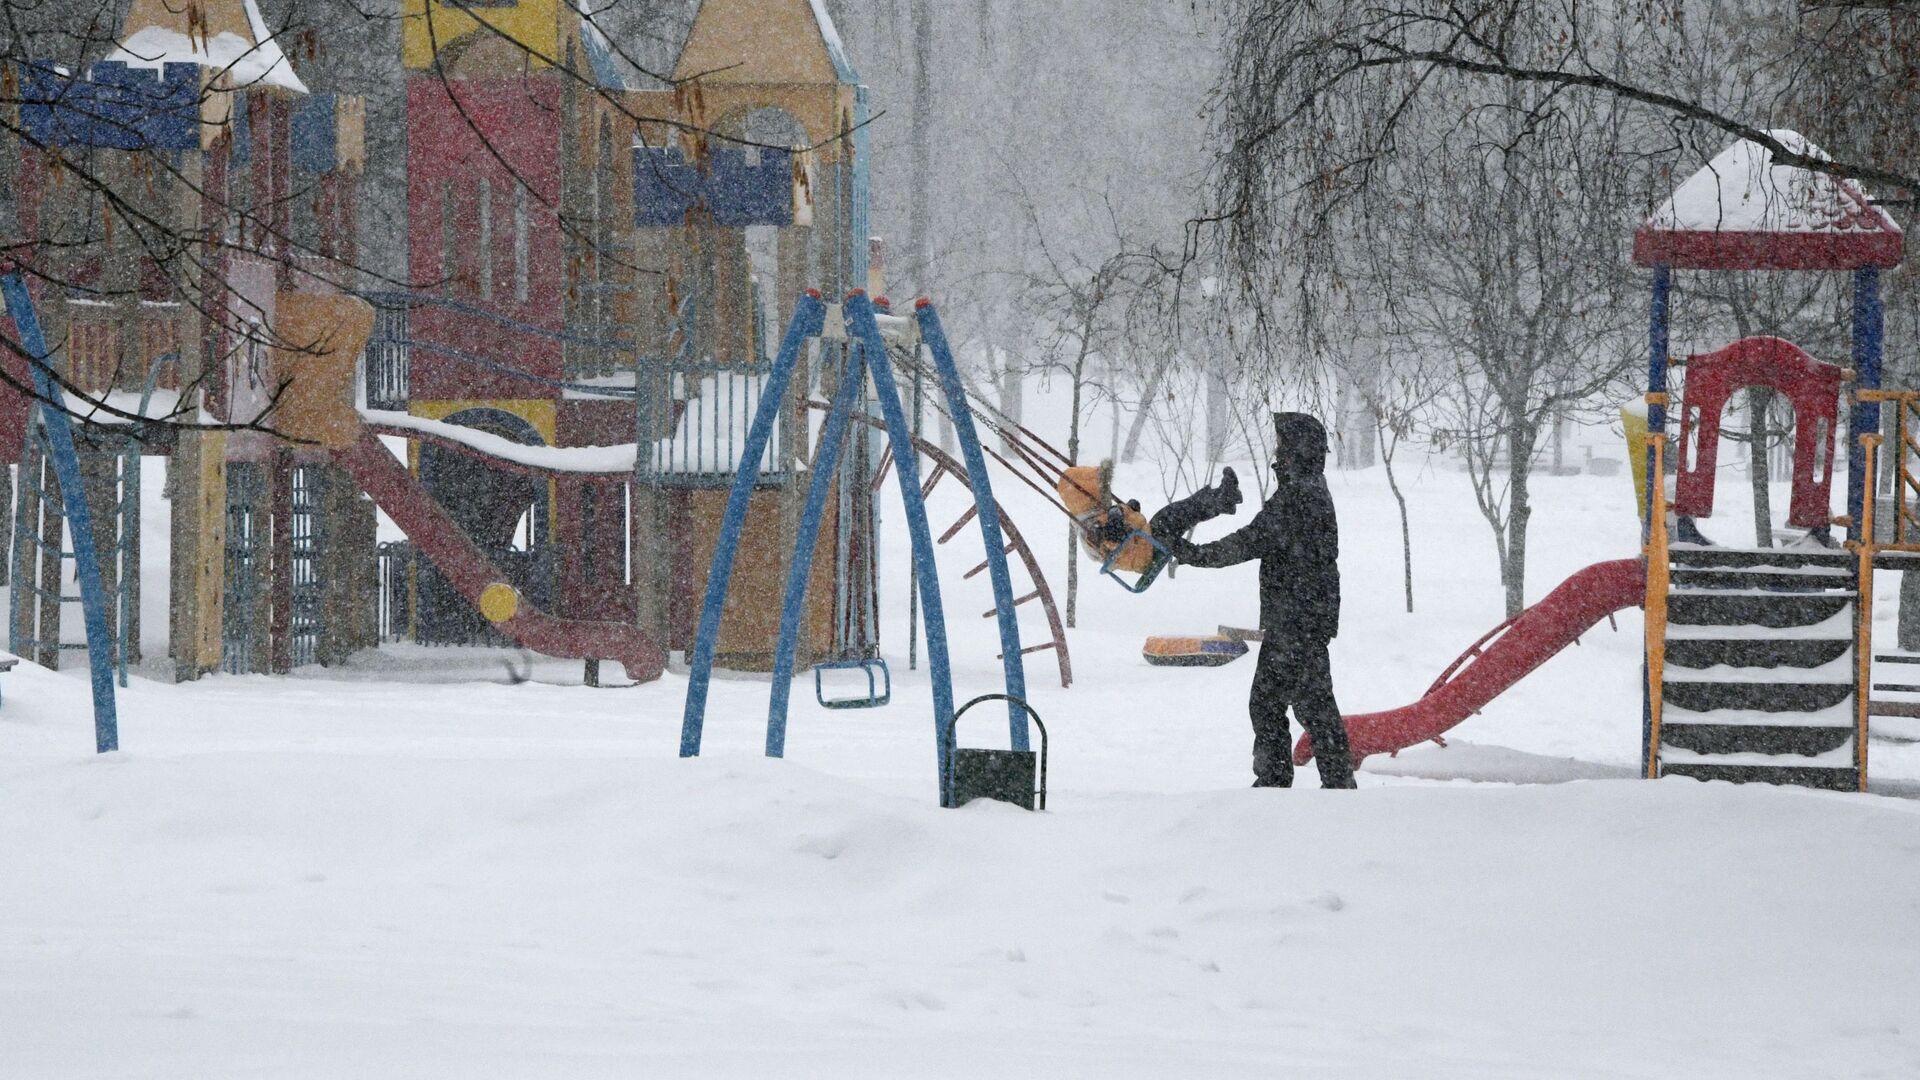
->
[634, 284, 790, 487]
[365, 301, 410, 411]
[1856, 389, 1920, 549]
[377, 540, 412, 642]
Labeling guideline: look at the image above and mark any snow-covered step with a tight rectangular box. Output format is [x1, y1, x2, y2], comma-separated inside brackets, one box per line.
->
[1662, 650, 1852, 683]
[1664, 607, 1852, 641]
[1667, 567, 1852, 591]
[1660, 679, 1851, 713]
[1667, 544, 1854, 570]
[1666, 547, 1854, 593]
[1660, 722, 1853, 758]
[1666, 589, 1852, 632]
[1659, 742, 1856, 768]
[1664, 637, 1849, 670]
[1660, 701, 1854, 729]
[1661, 751, 1860, 792]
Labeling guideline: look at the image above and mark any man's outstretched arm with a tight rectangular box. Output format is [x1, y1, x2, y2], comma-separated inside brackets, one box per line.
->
[1166, 510, 1279, 569]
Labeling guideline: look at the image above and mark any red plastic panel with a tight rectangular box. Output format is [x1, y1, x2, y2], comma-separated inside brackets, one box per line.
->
[0, 313, 26, 464]
[1672, 336, 1843, 530]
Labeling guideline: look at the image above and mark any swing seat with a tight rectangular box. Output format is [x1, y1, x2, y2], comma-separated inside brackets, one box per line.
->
[944, 693, 1049, 810]
[814, 657, 891, 709]
[1100, 530, 1171, 593]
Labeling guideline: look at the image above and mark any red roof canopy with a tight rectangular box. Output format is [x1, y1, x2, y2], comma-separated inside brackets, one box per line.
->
[1632, 130, 1903, 271]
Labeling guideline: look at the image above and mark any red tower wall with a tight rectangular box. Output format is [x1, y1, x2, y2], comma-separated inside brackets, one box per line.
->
[406, 78, 565, 403]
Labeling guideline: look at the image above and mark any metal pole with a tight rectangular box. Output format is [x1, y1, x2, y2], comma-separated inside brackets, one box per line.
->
[767, 326, 866, 757]
[845, 292, 959, 802]
[679, 293, 826, 757]
[1, 273, 118, 752]
[1642, 264, 1670, 773]
[1849, 266, 1884, 545]
[915, 300, 1030, 750]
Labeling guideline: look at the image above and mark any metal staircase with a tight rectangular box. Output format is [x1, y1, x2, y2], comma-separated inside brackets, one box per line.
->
[1652, 545, 1863, 790]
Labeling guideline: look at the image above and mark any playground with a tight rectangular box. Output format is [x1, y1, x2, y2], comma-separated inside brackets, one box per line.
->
[6, 446, 1920, 1078]
[5, 0, 1920, 1075]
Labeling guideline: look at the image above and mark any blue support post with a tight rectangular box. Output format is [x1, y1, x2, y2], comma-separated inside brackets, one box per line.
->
[843, 293, 958, 802]
[1, 273, 118, 753]
[678, 292, 826, 757]
[914, 300, 1029, 751]
[766, 333, 868, 757]
[1848, 266, 1884, 546]
[1642, 264, 1670, 769]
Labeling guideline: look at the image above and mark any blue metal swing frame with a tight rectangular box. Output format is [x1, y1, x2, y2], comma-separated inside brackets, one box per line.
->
[2, 272, 120, 753]
[678, 291, 1030, 804]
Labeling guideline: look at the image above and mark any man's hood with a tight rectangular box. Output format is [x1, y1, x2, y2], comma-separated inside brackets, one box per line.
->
[1273, 412, 1329, 477]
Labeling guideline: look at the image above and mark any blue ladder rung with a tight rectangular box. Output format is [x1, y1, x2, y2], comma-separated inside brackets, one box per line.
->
[814, 657, 891, 710]
[1100, 529, 1172, 594]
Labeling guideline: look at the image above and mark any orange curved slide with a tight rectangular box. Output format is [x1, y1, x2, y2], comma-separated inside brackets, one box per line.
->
[334, 429, 667, 683]
[1296, 558, 1644, 766]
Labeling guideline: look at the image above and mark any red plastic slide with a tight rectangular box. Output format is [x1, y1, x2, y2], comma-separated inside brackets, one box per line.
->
[1295, 558, 1644, 766]
[333, 429, 667, 682]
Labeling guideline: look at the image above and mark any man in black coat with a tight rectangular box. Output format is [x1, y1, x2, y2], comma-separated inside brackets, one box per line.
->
[1149, 412, 1356, 789]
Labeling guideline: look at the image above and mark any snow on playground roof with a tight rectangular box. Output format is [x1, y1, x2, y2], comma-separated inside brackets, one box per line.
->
[1633, 129, 1901, 270]
[107, 0, 307, 94]
[808, 0, 859, 84]
[363, 410, 636, 474]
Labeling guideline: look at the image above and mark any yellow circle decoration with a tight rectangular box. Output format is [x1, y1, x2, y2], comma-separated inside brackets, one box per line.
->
[478, 582, 520, 623]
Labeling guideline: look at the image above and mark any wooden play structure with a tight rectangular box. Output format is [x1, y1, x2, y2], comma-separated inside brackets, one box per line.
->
[7, 0, 375, 680]
[2, 0, 1073, 696]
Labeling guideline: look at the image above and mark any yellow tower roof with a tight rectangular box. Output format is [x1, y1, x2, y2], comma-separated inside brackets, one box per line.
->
[401, 0, 571, 75]
[674, 0, 857, 86]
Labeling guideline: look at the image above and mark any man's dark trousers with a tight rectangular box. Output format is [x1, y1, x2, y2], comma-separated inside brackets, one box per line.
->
[1250, 635, 1354, 788]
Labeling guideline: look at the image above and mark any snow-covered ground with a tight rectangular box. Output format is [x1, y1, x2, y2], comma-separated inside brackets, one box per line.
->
[5, 416, 1920, 1077]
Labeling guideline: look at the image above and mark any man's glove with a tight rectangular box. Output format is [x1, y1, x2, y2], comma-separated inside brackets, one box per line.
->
[1204, 466, 1242, 517]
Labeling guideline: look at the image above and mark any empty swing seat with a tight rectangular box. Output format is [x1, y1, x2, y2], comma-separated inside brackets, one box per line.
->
[814, 657, 891, 709]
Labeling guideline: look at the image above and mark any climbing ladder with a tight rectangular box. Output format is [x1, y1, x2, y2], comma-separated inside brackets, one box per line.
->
[8, 416, 139, 686]
[823, 402, 1072, 688]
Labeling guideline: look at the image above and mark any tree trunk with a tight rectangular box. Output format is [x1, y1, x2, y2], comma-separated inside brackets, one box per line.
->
[995, 347, 1023, 455]
[907, 0, 932, 296]
[1121, 352, 1176, 463]
[1380, 425, 1413, 612]
[1063, 336, 1090, 628]
[1503, 419, 1537, 617]
[1748, 386, 1773, 547]
[1064, 527, 1078, 629]
[1205, 361, 1231, 464]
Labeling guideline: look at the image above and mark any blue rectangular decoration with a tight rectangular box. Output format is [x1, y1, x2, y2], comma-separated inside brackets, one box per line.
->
[633, 146, 700, 226]
[21, 61, 201, 151]
[633, 145, 792, 227]
[290, 93, 338, 174]
[708, 148, 792, 227]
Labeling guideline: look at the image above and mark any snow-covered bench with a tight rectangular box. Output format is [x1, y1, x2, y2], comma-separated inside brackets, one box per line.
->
[0, 657, 15, 709]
